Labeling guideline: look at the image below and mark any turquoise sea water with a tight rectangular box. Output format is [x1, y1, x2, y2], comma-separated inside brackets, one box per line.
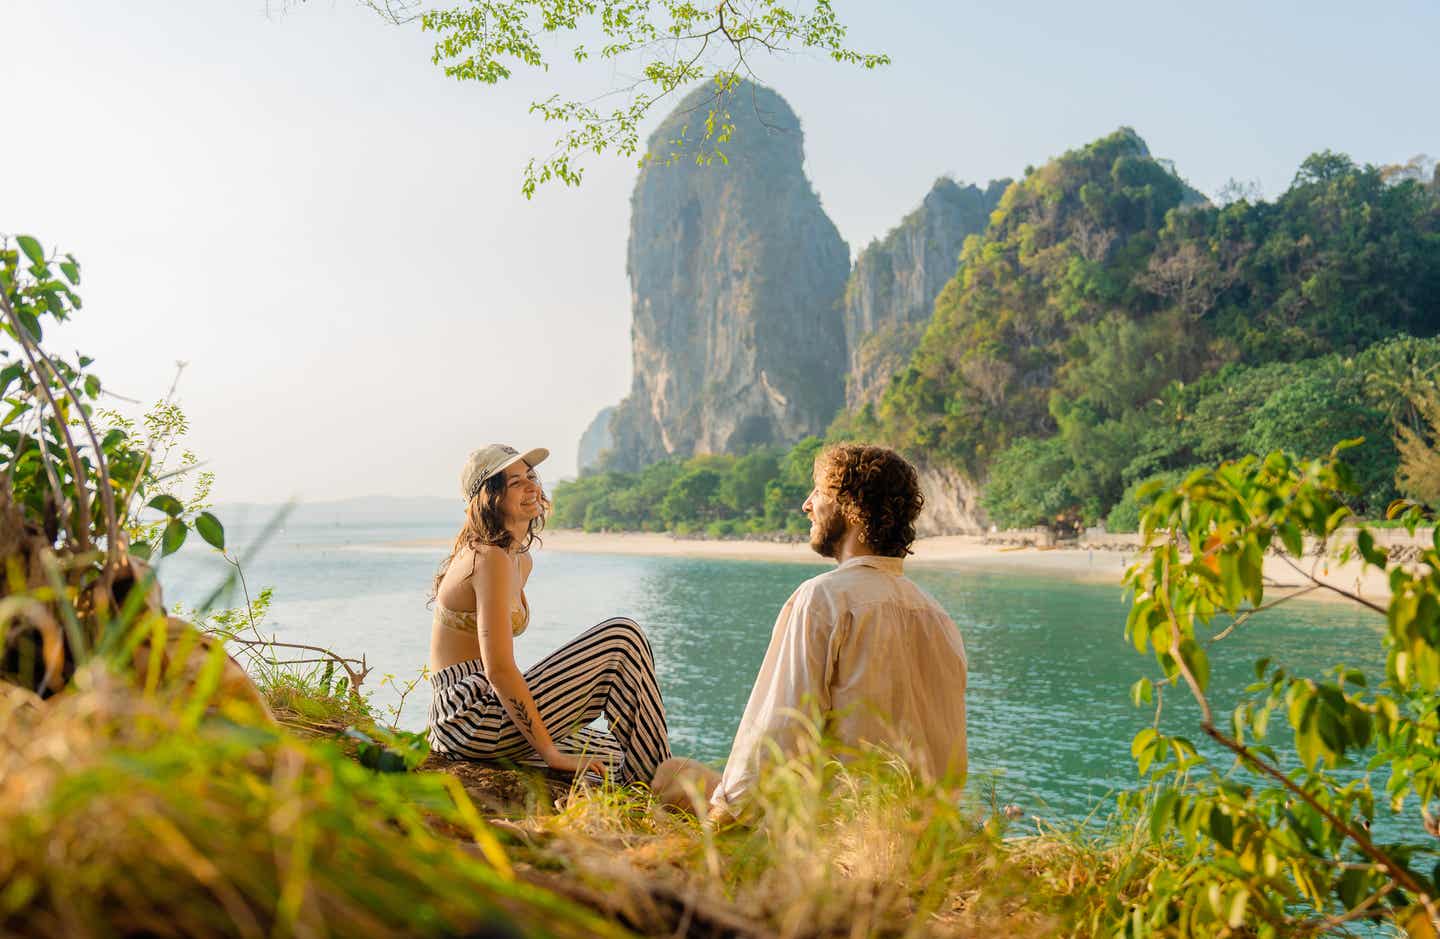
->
[160, 519, 1385, 822]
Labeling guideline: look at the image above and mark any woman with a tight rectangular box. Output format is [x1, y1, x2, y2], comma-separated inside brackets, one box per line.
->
[427, 444, 672, 785]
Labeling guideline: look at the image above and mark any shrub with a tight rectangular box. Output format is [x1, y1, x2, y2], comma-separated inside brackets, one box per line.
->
[1103, 469, 1193, 533]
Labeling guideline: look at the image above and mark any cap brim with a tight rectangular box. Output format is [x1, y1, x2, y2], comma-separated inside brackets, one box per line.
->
[496, 447, 550, 478]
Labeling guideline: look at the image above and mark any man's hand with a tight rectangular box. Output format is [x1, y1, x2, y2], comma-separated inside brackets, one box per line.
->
[650, 757, 721, 813]
[706, 802, 738, 827]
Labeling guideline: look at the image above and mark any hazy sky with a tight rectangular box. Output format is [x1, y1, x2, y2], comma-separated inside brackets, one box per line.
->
[5, 1, 1435, 504]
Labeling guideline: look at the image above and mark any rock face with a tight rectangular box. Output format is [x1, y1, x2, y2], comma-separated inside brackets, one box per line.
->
[601, 83, 851, 471]
[843, 177, 1010, 408]
[915, 461, 989, 535]
[576, 406, 615, 474]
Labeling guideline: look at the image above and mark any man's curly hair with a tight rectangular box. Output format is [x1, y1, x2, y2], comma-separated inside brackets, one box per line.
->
[815, 444, 925, 557]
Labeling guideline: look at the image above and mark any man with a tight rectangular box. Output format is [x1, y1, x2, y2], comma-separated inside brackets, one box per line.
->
[654, 444, 968, 819]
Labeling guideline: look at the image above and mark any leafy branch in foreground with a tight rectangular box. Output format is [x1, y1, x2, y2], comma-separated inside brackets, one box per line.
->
[361, 0, 888, 196]
[1120, 446, 1440, 936]
[0, 230, 633, 936]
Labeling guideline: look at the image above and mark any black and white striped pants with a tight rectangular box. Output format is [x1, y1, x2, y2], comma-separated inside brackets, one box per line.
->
[428, 616, 672, 785]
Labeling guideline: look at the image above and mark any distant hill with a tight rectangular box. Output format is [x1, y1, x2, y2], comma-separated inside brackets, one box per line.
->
[849, 129, 1440, 526]
[576, 405, 615, 475]
[213, 496, 460, 529]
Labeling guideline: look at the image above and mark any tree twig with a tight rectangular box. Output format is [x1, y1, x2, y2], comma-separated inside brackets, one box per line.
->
[226, 636, 370, 696]
[1279, 555, 1386, 615]
[1208, 585, 1321, 644]
[30, 342, 121, 571]
[0, 291, 92, 551]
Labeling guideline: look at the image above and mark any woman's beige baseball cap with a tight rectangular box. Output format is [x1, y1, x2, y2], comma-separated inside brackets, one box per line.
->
[460, 444, 549, 501]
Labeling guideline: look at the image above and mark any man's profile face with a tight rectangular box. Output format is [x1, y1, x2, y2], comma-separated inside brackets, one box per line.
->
[802, 463, 847, 559]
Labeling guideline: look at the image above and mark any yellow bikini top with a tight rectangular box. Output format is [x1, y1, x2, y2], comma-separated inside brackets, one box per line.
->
[434, 591, 529, 638]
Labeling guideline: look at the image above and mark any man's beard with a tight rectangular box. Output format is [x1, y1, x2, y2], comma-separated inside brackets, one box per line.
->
[809, 507, 847, 559]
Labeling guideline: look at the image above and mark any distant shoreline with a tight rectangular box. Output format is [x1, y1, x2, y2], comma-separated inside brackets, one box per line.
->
[375, 530, 1395, 605]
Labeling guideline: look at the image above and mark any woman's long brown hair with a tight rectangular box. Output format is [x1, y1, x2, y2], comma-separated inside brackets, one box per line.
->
[431, 466, 551, 602]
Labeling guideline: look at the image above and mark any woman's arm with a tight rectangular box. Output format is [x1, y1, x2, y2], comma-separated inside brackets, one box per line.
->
[471, 548, 605, 776]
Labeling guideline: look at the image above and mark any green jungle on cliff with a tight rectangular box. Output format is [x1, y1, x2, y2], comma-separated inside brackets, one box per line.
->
[556, 133, 1440, 535]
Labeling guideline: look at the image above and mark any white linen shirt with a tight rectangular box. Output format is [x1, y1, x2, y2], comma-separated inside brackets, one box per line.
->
[711, 554, 968, 815]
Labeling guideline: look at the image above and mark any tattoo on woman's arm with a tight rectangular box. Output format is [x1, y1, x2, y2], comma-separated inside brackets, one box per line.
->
[508, 696, 536, 737]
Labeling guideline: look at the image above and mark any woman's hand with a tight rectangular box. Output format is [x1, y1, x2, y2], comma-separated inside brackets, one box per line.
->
[543, 749, 609, 779]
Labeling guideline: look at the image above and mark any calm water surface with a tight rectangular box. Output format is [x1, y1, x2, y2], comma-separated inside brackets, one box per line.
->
[161, 521, 1384, 821]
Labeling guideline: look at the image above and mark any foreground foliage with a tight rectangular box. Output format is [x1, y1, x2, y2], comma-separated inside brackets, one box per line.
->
[1119, 447, 1440, 936]
[0, 233, 625, 938]
[0, 665, 621, 939]
[357, 0, 887, 196]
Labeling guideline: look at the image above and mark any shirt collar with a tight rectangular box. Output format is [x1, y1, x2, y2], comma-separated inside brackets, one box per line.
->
[836, 554, 905, 575]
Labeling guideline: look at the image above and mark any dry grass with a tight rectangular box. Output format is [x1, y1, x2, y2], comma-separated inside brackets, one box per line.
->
[0, 663, 630, 939]
[0, 655, 1164, 939]
[500, 739, 1161, 938]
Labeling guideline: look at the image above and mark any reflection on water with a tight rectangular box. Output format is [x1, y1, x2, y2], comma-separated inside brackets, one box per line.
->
[161, 525, 1385, 821]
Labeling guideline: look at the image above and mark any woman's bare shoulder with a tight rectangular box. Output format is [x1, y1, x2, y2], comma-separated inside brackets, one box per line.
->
[442, 544, 508, 590]
[468, 543, 512, 576]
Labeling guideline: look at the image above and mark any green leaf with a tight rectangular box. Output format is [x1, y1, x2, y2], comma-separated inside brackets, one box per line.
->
[148, 494, 184, 517]
[1130, 676, 1153, 707]
[1337, 866, 1368, 909]
[1208, 807, 1234, 849]
[59, 259, 80, 285]
[1356, 528, 1387, 567]
[1316, 706, 1348, 756]
[1132, 728, 1159, 774]
[0, 362, 24, 399]
[161, 518, 187, 556]
[16, 235, 44, 266]
[15, 310, 41, 342]
[1226, 888, 1248, 928]
[344, 726, 415, 773]
[195, 511, 225, 551]
[83, 375, 100, 398]
[1178, 638, 1210, 693]
[1150, 788, 1178, 841]
[1295, 704, 1324, 769]
[1279, 521, 1304, 558]
[130, 541, 153, 561]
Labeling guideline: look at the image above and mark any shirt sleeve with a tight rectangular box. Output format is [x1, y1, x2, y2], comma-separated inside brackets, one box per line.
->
[710, 583, 838, 819]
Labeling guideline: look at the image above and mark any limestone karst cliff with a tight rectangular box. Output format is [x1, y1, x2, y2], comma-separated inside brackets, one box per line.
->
[843, 177, 1010, 408]
[575, 406, 615, 474]
[591, 82, 851, 471]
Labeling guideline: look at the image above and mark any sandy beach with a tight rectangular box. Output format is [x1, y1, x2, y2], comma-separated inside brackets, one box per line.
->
[384, 530, 1400, 606]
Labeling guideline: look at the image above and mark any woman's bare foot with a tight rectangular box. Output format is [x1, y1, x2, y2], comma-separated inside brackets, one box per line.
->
[650, 757, 721, 814]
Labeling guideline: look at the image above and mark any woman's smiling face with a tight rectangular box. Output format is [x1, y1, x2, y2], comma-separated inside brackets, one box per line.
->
[500, 460, 543, 524]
